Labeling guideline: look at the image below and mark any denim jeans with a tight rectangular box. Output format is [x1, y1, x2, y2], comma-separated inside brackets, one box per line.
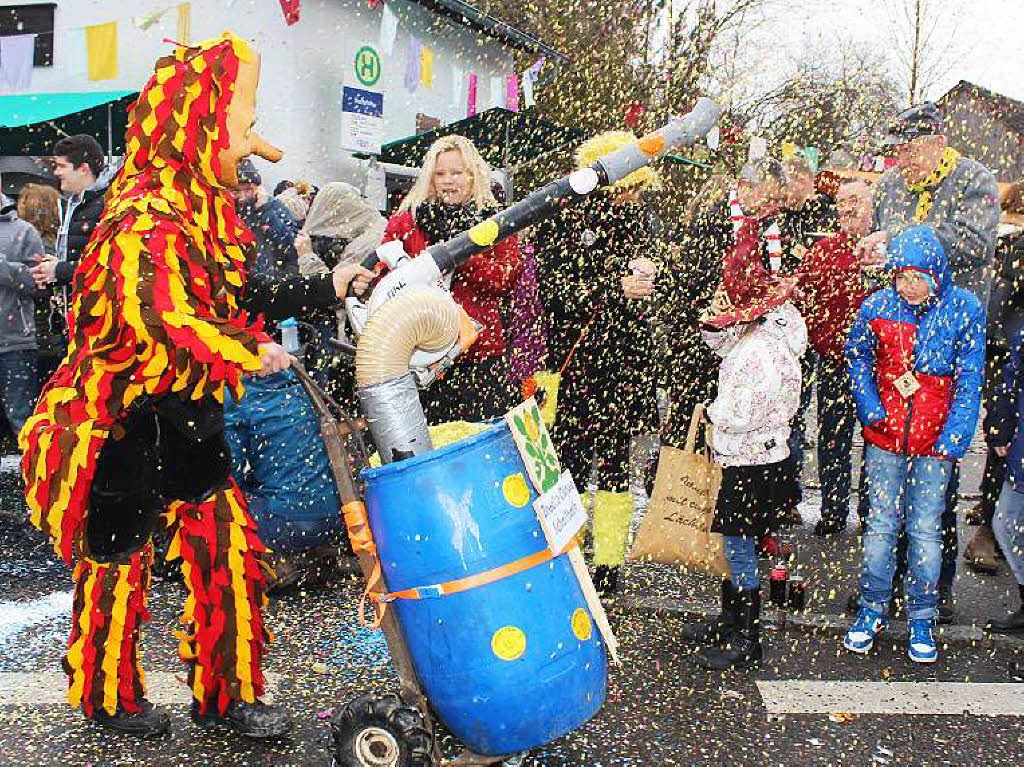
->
[724, 535, 758, 590]
[0, 349, 39, 437]
[860, 443, 952, 620]
[993, 480, 1024, 585]
[247, 496, 344, 551]
[816, 357, 857, 526]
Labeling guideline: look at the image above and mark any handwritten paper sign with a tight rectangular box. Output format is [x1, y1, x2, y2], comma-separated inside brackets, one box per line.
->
[533, 470, 586, 554]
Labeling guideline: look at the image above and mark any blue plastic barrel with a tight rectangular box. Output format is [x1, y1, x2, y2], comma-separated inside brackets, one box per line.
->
[361, 421, 607, 756]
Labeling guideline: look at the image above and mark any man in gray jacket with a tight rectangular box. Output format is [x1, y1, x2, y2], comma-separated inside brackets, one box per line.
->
[0, 181, 45, 437]
[857, 102, 1000, 304]
[854, 103, 1001, 624]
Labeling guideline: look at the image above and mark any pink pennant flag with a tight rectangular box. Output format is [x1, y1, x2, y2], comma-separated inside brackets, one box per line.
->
[505, 74, 519, 112]
[467, 72, 478, 117]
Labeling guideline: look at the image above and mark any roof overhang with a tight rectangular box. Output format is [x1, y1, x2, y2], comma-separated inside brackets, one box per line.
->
[409, 0, 567, 67]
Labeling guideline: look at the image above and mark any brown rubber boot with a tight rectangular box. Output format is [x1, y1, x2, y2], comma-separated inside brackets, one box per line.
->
[964, 525, 1000, 575]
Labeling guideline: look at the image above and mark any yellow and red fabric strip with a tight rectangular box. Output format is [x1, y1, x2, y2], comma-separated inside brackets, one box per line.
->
[168, 480, 269, 715]
[19, 34, 266, 565]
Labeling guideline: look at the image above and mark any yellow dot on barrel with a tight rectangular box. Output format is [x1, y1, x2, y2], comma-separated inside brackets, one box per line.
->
[637, 134, 665, 156]
[571, 608, 592, 641]
[502, 473, 530, 508]
[468, 218, 500, 246]
[491, 626, 526, 661]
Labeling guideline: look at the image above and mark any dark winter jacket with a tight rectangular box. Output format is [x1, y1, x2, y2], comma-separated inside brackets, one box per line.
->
[239, 196, 300, 279]
[986, 326, 1024, 492]
[659, 201, 729, 445]
[776, 193, 838, 274]
[0, 196, 45, 352]
[846, 225, 985, 460]
[54, 182, 107, 285]
[987, 228, 1024, 350]
[534, 193, 661, 436]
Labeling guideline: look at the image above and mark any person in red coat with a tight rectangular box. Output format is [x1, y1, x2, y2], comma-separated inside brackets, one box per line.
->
[381, 135, 522, 423]
[794, 179, 872, 536]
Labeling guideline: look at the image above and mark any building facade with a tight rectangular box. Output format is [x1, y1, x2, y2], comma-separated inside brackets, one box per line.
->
[2, 0, 557, 189]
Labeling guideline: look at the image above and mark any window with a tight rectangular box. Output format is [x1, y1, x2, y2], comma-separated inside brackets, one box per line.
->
[0, 3, 56, 67]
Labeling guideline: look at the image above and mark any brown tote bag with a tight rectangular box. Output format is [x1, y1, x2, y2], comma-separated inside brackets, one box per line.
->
[629, 403, 730, 578]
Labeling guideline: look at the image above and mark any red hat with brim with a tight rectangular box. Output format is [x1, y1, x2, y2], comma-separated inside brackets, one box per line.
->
[701, 222, 796, 329]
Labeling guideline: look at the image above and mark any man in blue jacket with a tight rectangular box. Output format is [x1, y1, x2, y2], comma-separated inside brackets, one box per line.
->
[844, 226, 985, 663]
[984, 326, 1024, 635]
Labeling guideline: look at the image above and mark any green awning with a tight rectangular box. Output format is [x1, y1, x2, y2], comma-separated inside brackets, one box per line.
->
[0, 90, 138, 155]
[0, 91, 136, 128]
[357, 107, 585, 169]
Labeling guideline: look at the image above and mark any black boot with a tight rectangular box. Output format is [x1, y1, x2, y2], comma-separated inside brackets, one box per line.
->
[680, 580, 737, 645]
[191, 699, 291, 739]
[88, 699, 171, 738]
[593, 565, 620, 597]
[937, 584, 955, 625]
[696, 588, 762, 670]
[987, 585, 1024, 634]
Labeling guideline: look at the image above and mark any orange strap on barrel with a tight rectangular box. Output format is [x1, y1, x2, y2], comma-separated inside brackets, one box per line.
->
[342, 500, 389, 629]
[371, 540, 579, 604]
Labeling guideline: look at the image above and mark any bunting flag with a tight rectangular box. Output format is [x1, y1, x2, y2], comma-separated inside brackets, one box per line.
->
[178, 4, 191, 45]
[624, 101, 645, 128]
[279, 0, 301, 25]
[56, 27, 87, 77]
[404, 35, 421, 92]
[0, 34, 36, 90]
[803, 146, 821, 173]
[134, 8, 171, 30]
[86, 22, 118, 81]
[747, 135, 768, 161]
[467, 72, 478, 116]
[489, 75, 502, 109]
[505, 74, 519, 112]
[451, 66, 464, 108]
[379, 1, 398, 55]
[521, 56, 544, 108]
[780, 141, 799, 160]
[420, 45, 433, 88]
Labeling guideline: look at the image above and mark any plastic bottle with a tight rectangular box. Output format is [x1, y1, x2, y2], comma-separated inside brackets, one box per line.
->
[279, 317, 300, 354]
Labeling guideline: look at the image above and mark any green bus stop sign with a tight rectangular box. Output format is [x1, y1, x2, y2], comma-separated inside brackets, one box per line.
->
[354, 46, 381, 87]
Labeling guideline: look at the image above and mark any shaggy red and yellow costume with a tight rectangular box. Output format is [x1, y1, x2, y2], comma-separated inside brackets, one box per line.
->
[21, 33, 277, 718]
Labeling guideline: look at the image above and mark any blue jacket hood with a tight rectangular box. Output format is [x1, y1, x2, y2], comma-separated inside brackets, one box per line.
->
[887, 225, 951, 297]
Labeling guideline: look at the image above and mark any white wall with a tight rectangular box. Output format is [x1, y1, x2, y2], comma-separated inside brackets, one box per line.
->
[7, 0, 517, 188]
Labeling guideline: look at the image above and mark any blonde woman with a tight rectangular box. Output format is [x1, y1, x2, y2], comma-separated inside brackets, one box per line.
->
[382, 134, 522, 423]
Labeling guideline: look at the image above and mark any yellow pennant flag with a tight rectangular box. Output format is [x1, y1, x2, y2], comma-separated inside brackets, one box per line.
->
[780, 141, 799, 160]
[86, 22, 118, 81]
[420, 46, 434, 88]
[178, 4, 191, 45]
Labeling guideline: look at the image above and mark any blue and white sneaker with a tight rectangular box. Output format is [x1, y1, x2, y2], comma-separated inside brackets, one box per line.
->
[908, 618, 938, 663]
[843, 606, 888, 654]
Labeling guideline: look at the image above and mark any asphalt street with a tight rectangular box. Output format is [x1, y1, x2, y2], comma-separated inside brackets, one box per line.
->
[1, 460, 1022, 767]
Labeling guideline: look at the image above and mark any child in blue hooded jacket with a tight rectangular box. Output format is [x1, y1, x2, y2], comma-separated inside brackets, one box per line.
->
[844, 225, 985, 663]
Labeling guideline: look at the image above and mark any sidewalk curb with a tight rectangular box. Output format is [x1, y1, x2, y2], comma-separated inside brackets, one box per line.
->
[623, 595, 1024, 651]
